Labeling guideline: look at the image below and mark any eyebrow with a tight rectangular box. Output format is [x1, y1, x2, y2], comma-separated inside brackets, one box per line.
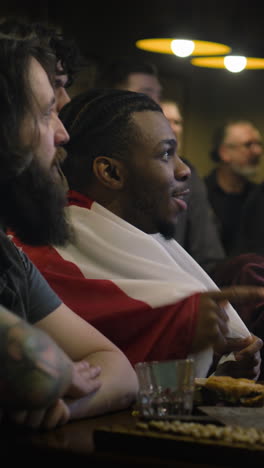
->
[162, 139, 176, 147]
[43, 95, 56, 113]
[154, 138, 177, 151]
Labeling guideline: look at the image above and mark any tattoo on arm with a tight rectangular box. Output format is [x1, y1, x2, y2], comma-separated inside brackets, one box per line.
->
[0, 306, 73, 410]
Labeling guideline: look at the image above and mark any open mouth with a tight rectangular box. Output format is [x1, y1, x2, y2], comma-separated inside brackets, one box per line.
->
[171, 188, 190, 212]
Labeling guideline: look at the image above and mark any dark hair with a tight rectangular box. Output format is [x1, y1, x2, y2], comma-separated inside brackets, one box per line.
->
[60, 88, 162, 193]
[95, 57, 159, 89]
[0, 18, 83, 87]
[0, 35, 55, 179]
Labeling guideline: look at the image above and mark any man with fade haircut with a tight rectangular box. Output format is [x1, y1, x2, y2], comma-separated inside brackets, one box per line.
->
[12, 88, 264, 380]
[0, 37, 138, 430]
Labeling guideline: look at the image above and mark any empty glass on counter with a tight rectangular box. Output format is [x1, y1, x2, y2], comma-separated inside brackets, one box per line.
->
[135, 359, 195, 418]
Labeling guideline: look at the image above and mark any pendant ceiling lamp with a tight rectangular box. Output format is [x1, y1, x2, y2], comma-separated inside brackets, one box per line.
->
[135, 38, 231, 57]
[191, 56, 264, 72]
[136, 37, 264, 72]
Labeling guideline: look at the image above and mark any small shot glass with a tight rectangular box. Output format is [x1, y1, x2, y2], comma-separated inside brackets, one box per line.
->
[135, 359, 195, 419]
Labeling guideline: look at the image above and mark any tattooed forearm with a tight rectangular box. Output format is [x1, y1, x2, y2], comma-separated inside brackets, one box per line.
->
[0, 306, 73, 410]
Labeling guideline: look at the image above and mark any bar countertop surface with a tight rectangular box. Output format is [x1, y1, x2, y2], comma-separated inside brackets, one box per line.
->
[2, 407, 264, 467]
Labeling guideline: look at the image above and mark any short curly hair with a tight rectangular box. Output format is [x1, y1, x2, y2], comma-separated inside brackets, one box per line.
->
[0, 18, 83, 87]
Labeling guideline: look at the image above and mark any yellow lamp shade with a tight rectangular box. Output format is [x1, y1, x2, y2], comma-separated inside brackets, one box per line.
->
[135, 38, 231, 56]
[191, 56, 264, 70]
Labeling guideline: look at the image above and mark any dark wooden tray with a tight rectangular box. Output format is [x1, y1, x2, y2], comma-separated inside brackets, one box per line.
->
[94, 421, 264, 466]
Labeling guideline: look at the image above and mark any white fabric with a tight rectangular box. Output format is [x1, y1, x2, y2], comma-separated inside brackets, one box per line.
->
[55, 201, 250, 377]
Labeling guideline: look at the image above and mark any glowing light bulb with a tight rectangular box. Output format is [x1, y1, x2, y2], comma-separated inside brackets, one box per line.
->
[171, 39, 195, 57]
[224, 55, 247, 73]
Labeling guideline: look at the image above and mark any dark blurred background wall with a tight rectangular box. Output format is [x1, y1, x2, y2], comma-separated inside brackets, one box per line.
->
[2, 0, 264, 180]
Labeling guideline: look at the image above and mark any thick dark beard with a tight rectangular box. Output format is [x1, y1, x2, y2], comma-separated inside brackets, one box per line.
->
[0, 158, 71, 246]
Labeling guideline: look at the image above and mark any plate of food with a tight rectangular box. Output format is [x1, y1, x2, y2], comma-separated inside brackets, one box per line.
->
[194, 376, 264, 407]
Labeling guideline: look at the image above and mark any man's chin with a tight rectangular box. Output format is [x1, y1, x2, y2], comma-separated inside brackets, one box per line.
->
[232, 164, 260, 179]
[158, 221, 176, 240]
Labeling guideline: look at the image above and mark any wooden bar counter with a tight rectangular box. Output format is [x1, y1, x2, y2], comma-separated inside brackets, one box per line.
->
[1, 408, 264, 467]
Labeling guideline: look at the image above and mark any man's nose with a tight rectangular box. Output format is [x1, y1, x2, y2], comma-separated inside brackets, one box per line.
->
[55, 116, 70, 146]
[174, 156, 191, 181]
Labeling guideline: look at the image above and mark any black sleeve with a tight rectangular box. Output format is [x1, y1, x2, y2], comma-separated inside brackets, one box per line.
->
[233, 183, 264, 255]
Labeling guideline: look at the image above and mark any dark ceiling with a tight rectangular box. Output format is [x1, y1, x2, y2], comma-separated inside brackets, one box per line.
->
[2, 1, 264, 77]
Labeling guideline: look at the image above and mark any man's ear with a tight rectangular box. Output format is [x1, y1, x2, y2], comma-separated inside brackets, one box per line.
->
[93, 156, 124, 189]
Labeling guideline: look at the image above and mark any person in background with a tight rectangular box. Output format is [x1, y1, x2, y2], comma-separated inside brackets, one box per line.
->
[204, 120, 263, 255]
[96, 57, 162, 103]
[160, 99, 225, 275]
[159, 100, 184, 151]
[0, 36, 137, 429]
[95, 58, 226, 276]
[232, 183, 264, 256]
[12, 88, 264, 381]
[212, 252, 264, 380]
